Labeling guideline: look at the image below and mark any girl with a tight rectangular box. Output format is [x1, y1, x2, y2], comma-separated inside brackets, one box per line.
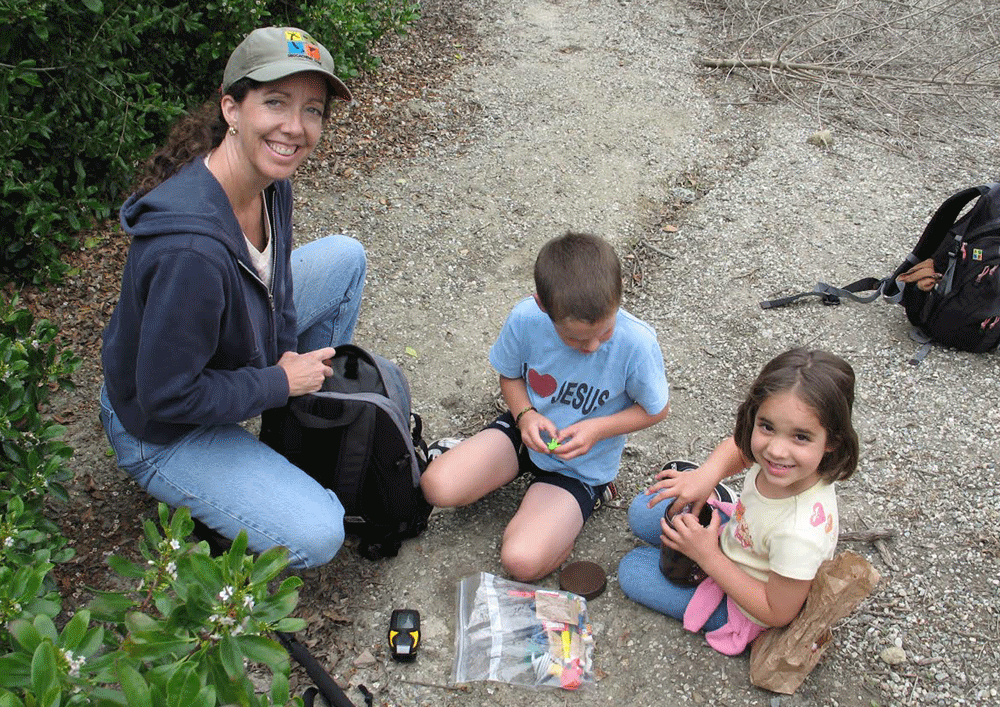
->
[617, 348, 859, 654]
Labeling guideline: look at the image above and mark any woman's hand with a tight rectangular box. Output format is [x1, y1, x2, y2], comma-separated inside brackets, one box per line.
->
[898, 257, 940, 291]
[660, 509, 722, 566]
[278, 347, 335, 397]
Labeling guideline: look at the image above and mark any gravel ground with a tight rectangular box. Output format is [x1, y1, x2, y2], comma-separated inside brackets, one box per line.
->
[38, 0, 999, 705]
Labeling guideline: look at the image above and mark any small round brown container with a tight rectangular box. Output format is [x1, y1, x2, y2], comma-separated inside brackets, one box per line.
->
[658, 501, 714, 586]
[560, 561, 607, 600]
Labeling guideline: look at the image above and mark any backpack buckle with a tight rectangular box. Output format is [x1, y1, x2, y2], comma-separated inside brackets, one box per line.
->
[820, 292, 841, 306]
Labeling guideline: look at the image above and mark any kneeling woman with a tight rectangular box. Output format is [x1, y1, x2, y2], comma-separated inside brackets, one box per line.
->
[100, 27, 366, 568]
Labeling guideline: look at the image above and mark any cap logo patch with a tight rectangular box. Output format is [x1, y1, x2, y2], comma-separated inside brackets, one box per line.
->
[284, 30, 322, 65]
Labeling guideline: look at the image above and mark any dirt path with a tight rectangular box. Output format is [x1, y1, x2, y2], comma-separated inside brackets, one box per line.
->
[50, 0, 999, 705]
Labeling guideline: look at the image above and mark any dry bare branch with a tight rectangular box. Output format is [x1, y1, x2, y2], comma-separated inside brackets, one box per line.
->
[698, 0, 1000, 163]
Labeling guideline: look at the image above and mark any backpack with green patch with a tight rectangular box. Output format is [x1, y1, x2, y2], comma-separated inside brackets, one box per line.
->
[760, 183, 1000, 364]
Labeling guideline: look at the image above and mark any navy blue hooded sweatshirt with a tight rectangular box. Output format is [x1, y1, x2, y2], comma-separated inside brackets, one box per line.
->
[102, 158, 296, 444]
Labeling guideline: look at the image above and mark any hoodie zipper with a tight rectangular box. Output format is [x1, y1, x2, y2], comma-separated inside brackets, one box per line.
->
[238, 188, 280, 362]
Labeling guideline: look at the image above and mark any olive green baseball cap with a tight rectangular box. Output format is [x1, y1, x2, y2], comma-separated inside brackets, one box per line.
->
[222, 27, 352, 102]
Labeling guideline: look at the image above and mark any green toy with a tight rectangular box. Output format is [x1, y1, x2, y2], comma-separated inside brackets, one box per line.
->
[547, 438, 561, 451]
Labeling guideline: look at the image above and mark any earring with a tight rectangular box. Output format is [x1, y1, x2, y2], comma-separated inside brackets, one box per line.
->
[228, 125, 238, 136]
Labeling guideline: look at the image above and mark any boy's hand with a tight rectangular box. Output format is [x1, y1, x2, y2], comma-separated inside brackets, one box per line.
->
[645, 464, 717, 512]
[549, 418, 602, 459]
[660, 508, 722, 566]
[517, 410, 559, 454]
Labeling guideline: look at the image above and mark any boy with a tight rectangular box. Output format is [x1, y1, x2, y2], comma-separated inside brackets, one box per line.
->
[421, 232, 670, 581]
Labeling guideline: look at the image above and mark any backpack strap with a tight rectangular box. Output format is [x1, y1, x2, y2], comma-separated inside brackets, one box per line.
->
[908, 329, 934, 366]
[909, 185, 993, 260]
[760, 277, 886, 310]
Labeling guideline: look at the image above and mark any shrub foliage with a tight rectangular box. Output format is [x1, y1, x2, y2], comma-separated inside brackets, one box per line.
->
[0, 0, 419, 284]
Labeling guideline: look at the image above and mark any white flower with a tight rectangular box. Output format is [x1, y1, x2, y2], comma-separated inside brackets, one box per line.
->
[242, 595, 255, 610]
[219, 586, 234, 601]
[169, 538, 180, 551]
[63, 650, 85, 677]
[166, 561, 177, 579]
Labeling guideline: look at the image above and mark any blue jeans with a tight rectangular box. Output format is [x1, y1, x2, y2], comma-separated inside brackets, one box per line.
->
[617, 492, 728, 632]
[99, 234, 367, 569]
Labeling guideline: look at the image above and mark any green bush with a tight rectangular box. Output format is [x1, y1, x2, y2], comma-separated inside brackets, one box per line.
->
[0, 0, 419, 285]
[0, 299, 314, 704]
[0, 295, 80, 651]
[2, 505, 308, 707]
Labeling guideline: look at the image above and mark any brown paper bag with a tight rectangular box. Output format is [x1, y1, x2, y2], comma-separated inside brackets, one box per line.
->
[749, 550, 880, 694]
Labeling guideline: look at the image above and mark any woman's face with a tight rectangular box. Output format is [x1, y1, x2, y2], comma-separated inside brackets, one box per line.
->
[222, 72, 327, 185]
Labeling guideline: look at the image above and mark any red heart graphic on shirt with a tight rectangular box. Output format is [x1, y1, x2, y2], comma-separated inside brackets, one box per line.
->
[527, 368, 557, 397]
[809, 502, 826, 527]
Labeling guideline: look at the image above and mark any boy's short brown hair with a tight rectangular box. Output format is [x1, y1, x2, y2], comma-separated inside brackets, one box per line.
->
[534, 232, 622, 322]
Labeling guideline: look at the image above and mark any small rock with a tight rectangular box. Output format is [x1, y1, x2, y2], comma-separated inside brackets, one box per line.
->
[807, 129, 833, 147]
[880, 646, 907, 665]
[353, 649, 377, 667]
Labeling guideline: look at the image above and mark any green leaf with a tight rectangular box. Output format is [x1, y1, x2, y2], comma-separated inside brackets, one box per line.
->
[76, 626, 105, 658]
[269, 671, 290, 705]
[82, 0, 104, 13]
[249, 546, 288, 585]
[0, 689, 28, 707]
[272, 617, 306, 634]
[7, 619, 42, 653]
[58, 609, 90, 651]
[165, 663, 200, 707]
[30, 642, 58, 704]
[218, 634, 244, 681]
[236, 636, 288, 671]
[33, 614, 58, 643]
[226, 530, 249, 567]
[87, 590, 135, 621]
[405, 346, 418, 358]
[108, 554, 145, 579]
[0, 653, 32, 688]
[117, 662, 152, 707]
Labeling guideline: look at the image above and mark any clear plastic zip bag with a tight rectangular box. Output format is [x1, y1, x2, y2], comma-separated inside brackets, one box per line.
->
[452, 572, 594, 690]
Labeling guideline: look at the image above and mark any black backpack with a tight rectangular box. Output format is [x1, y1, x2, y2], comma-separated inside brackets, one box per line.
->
[761, 183, 1000, 364]
[259, 344, 432, 559]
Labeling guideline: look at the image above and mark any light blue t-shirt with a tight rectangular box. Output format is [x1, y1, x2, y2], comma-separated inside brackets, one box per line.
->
[489, 297, 670, 486]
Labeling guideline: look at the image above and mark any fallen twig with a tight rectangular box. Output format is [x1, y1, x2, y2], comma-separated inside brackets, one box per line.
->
[398, 678, 469, 692]
[839, 528, 896, 542]
[698, 56, 1000, 90]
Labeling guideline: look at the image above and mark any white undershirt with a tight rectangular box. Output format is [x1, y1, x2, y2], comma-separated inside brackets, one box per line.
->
[204, 153, 273, 288]
[245, 200, 273, 289]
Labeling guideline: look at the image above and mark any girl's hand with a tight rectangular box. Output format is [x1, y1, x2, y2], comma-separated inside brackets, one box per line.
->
[898, 257, 940, 291]
[549, 418, 601, 459]
[518, 410, 559, 454]
[644, 464, 717, 512]
[660, 508, 722, 566]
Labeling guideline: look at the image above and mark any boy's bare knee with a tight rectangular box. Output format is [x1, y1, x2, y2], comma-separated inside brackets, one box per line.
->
[419, 458, 457, 507]
[500, 537, 546, 583]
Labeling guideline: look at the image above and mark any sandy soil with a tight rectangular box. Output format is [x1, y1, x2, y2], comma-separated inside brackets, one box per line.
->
[35, 1, 999, 706]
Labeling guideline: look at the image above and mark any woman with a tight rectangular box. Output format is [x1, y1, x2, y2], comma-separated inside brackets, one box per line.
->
[100, 27, 366, 568]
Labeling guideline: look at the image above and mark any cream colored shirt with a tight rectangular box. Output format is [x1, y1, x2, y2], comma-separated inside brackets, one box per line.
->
[721, 464, 838, 582]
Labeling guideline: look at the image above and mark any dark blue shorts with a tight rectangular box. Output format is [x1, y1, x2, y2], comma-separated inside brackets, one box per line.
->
[485, 411, 609, 522]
